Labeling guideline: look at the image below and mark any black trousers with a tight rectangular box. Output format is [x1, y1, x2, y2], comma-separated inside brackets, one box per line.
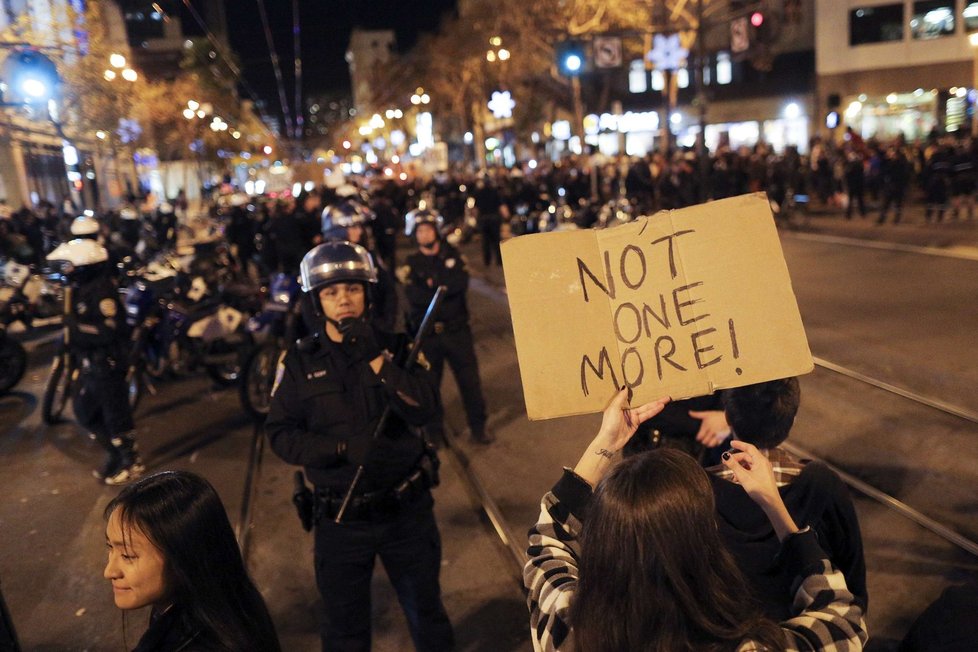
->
[478, 213, 502, 266]
[313, 492, 453, 652]
[73, 368, 134, 449]
[424, 327, 487, 436]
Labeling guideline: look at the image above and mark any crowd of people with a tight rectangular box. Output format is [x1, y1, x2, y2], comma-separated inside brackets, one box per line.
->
[3, 130, 978, 651]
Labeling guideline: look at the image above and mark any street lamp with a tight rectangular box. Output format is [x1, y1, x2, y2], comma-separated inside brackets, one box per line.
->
[103, 54, 140, 198]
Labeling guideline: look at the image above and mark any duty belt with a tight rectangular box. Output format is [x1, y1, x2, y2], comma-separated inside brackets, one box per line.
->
[313, 451, 439, 523]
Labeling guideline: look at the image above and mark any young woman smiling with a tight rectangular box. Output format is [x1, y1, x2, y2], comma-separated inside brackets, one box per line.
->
[104, 471, 280, 652]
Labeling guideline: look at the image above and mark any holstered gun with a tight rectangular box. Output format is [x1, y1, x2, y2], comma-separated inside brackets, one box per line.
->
[292, 471, 315, 532]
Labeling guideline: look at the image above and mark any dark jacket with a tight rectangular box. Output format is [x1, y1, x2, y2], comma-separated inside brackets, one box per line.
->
[265, 329, 437, 492]
[66, 275, 129, 369]
[402, 242, 469, 332]
[132, 605, 213, 652]
[710, 459, 868, 621]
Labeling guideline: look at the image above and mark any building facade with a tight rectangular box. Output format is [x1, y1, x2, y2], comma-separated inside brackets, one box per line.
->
[817, 0, 978, 141]
[346, 29, 396, 119]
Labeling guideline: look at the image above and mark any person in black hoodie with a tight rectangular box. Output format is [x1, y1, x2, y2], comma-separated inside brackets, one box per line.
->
[103, 471, 280, 652]
[707, 377, 868, 622]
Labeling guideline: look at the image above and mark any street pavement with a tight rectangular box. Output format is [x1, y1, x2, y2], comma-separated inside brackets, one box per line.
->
[1, 197, 977, 651]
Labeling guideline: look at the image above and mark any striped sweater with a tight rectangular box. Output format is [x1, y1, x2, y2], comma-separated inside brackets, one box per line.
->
[524, 469, 868, 652]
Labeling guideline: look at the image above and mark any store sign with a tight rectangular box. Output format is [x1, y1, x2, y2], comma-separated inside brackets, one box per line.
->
[597, 111, 660, 133]
[731, 17, 749, 54]
[593, 36, 623, 68]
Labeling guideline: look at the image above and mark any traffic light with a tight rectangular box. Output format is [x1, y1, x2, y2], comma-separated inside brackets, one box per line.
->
[555, 40, 586, 76]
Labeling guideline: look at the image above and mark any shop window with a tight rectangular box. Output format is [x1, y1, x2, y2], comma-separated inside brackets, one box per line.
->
[628, 60, 647, 93]
[716, 52, 732, 85]
[677, 67, 690, 88]
[651, 70, 665, 91]
[911, 1, 954, 39]
[849, 4, 904, 45]
[965, 1, 978, 31]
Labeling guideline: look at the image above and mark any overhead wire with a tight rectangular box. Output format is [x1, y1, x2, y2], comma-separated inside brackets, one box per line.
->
[178, 0, 276, 138]
[255, 0, 296, 141]
[292, 0, 303, 140]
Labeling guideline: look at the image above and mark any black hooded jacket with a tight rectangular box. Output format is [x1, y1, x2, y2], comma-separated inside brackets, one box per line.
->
[710, 458, 868, 621]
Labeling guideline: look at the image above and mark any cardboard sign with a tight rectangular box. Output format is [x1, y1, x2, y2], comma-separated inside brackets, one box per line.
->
[501, 193, 813, 420]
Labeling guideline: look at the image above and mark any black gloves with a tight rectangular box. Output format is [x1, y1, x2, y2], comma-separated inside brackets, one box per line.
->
[338, 317, 382, 361]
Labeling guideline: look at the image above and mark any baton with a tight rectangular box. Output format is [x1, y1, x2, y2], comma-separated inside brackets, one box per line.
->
[334, 285, 447, 523]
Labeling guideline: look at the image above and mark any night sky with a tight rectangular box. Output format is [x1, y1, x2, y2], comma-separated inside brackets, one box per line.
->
[218, 0, 458, 136]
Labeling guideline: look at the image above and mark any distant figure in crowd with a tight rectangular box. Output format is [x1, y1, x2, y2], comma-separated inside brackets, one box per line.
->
[400, 208, 493, 445]
[525, 388, 867, 652]
[103, 471, 280, 651]
[471, 176, 506, 266]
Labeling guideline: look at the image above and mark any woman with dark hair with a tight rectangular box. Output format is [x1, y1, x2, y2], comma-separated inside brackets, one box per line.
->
[103, 471, 281, 652]
[525, 389, 867, 652]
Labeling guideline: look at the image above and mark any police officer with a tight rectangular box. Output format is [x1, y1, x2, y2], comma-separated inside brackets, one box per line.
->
[69, 213, 101, 241]
[153, 201, 178, 250]
[117, 206, 141, 250]
[322, 201, 399, 332]
[400, 208, 492, 445]
[265, 241, 453, 652]
[46, 238, 143, 485]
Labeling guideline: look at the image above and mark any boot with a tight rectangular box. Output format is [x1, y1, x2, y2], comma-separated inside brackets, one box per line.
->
[101, 435, 145, 486]
[469, 426, 495, 445]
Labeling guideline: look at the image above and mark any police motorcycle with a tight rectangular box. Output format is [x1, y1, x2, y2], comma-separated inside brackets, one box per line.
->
[238, 271, 303, 419]
[535, 189, 578, 233]
[120, 251, 183, 399]
[151, 228, 259, 385]
[508, 201, 535, 236]
[0, 259, 31, 394]
[594, 197, 638, 229]
[41, 238, 141, 424]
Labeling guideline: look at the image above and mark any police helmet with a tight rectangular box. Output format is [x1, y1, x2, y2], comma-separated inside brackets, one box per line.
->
[335, 183, 360, 199]
[70, 214, 100, 238]
[120, 207, 139, 221]
[300, 241, 378, 317]
[158, 201, 175, 215]
[321, 201, 372, 240]
[405, 207, 444, 237]
[46, 238, 109, 282]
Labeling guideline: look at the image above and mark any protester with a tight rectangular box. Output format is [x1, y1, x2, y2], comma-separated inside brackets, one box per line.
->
[103, 470, 280, 651]
[709, 378, 868, 620]
[524, 388, 867, 652]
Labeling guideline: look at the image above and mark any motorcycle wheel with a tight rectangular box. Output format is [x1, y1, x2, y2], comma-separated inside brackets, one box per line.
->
[0, 337, 27, 394]
[42, 354, 72, 424]
[239, 343, 280, 420]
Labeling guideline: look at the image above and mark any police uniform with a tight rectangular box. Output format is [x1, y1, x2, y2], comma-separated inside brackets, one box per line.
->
[265, 241, 453, 652]
[403, 240, 489, 443]
[49, 239, 141, 483]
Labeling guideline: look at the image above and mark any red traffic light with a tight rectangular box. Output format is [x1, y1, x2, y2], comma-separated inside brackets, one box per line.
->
[750, 11, 764, 28]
